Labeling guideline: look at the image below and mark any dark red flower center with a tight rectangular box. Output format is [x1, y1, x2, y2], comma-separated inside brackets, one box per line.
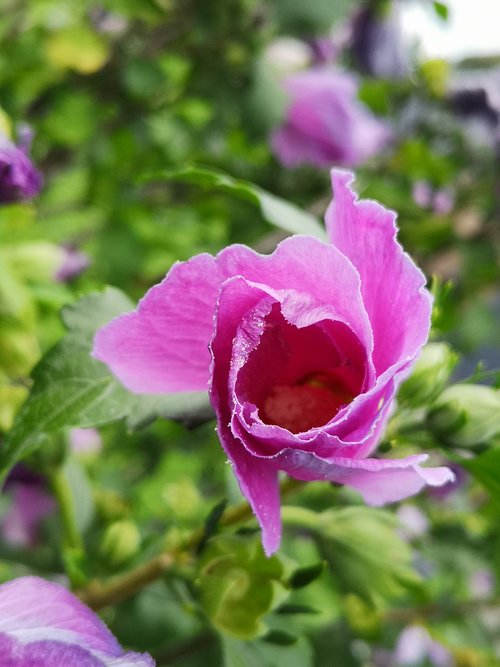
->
[260, 371, 354, 433]
[235, 305, 367, 434]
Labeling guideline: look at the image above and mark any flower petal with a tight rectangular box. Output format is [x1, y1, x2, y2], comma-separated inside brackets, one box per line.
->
[217, 235, 373, 357]
[94, 235, 373, 396]
[326, 170, 432, 375]
[93, 254, 226, 393]
[224, 432, 281, 557]
[0, 577, 154, 666]
[210, 277, 282, 556]
[276, 450, 455, 506]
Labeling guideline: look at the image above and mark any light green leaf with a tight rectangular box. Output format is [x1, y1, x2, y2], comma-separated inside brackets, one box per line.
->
[461, 448, 500, 508]
[222, 635, 313, 667]
[433, 1, 449, 21]
[0, 287, 212, 481]
[143, 165, 327, 241]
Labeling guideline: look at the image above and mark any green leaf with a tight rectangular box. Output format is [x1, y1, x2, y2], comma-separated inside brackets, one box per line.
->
[288, 562, 325, 589]
[222, 635, 313, 667]
[262, 630, 298, 646]
[276, 603, 319, 615]
[142, 165, 327, 241]
[0, 287, 212, 481]
[461, 448, 500, 508]
[197, 498, 228, 554]
[433, 1, 449, 20]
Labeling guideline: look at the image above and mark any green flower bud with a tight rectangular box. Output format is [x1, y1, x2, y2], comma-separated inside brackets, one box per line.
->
[318, 507, 420, 607]
[198, 534, 288, 640]
[399, 342, 459, 407]
[427, 384, 500, 448]
[100, 520, 141, 567]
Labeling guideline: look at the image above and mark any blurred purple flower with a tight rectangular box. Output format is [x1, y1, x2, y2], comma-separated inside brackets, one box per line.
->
[1, 466, 55, 549]
[412, 181, 454, 215]
[1, 428, 100, 548]
[0, 129, 42, 204]
[394, 625, 452, 667]
[396, 504, 429, 541]
[412, 181, 433, 209]
[308, 37, 338, 65]
[55, 246, 91, 282]
[89, 7, 129, 35]
[432, 189, 454, 215]
[350, 1, 408, 80]
[271, 68, 391, 168]
[69, 427, 102, 455]
[469, 569, 495, 599]
[0, 576, 154, 666]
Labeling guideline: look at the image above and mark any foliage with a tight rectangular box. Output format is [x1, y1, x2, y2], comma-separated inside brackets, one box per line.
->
[1, 0, 500, 665]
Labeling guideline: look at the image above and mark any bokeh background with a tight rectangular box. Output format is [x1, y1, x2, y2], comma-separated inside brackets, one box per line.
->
[1, 0, 500, 665]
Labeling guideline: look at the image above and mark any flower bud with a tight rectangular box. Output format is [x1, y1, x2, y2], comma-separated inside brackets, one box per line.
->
[427, 384, 500, 448]
[399, 343, 459, 407]
[318, 507, 420, 606]
[198, 534, 288, 640]
[99, 520, 141, 567]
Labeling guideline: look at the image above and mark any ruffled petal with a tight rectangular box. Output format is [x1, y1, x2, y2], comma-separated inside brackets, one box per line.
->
[277, 450, 454, 506]
[210, 276, 282, 555]
[326, 170, 432, 375]
[93, 254, 226, 393]
[223, 430, 281, 557]
[217, 235, 373, 358]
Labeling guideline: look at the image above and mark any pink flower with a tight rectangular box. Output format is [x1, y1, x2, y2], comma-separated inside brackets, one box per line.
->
[0, 576, 154, 665]
[93, 171, 453, 555]
[271, 68, 390, 168]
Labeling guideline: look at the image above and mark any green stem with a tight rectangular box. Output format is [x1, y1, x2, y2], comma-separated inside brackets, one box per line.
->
[77, 476, 306, 611]
[49, 467, 83, 552]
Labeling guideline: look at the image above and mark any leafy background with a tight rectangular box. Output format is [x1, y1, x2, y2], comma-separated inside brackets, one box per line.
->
[1, 0, 500, 665]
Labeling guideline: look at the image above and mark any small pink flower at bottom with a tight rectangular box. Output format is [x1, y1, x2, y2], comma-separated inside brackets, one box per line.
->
[0, 576, 154, 666]
[93, 170, 453, 555]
